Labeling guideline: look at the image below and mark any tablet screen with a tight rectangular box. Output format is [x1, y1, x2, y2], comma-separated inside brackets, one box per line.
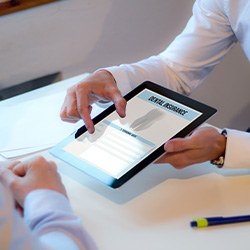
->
[50, 81, 216, 188]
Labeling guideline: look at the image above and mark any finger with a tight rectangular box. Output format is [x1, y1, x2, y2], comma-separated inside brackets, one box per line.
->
[7, 161, 21, 171]
[0, 166, 18, 188]
[164, 137, 195, 153]
[11, 162, 27, 177]
[75, 86, 95, 133]
[88, 105, 93, 114]
[113, 95, 127, 118]
[11, 156, 46, 177]
[155, 152, 194, 169]
[60, 87, 81, 123]
[47, 160, 58, 171]
[60, 114, 80, 123]
[154, 153, 173, 165]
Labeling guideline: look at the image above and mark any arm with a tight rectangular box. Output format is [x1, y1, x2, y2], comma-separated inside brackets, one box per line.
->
[60, 0, 237, 133]
[155, 126, 227, 169]
[59, 0, 246, 169]
[60, 70, 126, 133]
[107, 0, 237, 95]
[0, 157, 96, 250]
[156, 127, 250, 169]
[24, 190, 96, 250]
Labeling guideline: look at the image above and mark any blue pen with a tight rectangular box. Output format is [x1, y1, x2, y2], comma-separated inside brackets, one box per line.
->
[190, 215, 250, 228]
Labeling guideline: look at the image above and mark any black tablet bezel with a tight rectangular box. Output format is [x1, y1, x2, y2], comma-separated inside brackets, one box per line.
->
[50, 81, 217, 188]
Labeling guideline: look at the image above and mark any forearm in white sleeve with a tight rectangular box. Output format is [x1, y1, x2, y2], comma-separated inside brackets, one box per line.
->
[106, 55, 192, 96]
[24, 190, 97, 250]
[105, 0, 237, 96]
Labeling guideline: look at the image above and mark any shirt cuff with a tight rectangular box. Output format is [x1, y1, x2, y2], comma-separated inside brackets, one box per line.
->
[104, 66, 133, 95]
[223, 128, 250, 169]
[23, 189, 72, 226]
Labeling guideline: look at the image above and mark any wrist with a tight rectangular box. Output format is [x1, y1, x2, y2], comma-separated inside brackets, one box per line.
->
[210, 129, 227, 168]
[94, 69, 117, 84]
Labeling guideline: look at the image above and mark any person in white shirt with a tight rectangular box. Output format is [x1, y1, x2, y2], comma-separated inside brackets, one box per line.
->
[0, 157, 97, 250]
[60, 0, 250, 169]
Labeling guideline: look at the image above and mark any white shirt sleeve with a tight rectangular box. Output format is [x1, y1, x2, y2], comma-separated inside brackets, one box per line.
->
[0, 185, 97, 250]
[103, 0, 250, 169]
[105, 0, 237, 95]
[223, 129, 250, 169]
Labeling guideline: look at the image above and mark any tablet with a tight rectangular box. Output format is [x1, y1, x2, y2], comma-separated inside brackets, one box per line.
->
[50, 81, 216, 188]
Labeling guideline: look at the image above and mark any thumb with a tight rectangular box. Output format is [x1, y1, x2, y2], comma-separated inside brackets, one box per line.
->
[164, 137, 193, 153]
[113, 95, 127, 118]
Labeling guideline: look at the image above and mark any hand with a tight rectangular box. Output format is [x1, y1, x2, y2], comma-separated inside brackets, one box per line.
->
[155, 127, 226, 169]
[60, 70, 127, 133]
[0, 156, 67, 207]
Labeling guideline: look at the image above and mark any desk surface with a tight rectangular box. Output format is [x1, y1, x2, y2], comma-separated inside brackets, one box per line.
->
[1, 75, 250, 250]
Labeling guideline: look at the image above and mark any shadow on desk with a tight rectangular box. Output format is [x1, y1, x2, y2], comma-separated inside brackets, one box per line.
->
[55, 154, 250, 205]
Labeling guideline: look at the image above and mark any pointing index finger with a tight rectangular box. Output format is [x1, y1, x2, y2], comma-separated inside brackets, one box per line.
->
[75, 85, 95, 133]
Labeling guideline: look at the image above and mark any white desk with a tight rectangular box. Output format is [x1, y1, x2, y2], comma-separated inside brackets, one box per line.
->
[1, 75, 250, 250]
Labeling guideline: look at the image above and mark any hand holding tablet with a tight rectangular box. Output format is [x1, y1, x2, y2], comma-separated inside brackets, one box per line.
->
[50, 81, 216, 188]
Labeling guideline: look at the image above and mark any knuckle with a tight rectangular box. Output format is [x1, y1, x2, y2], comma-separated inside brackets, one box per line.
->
[120, 98, 127, 106]
[51, 163, 58, 172]
[8, 179, 19, 191]
[33, 156, 46, 165]
[66, 86, 76, 95]
[170, 158, 187, 169]
[60, 108, 67, 119]
[75, 83, 81, 92]
[75, 82, 87, 93]
[61, 105, 80, 120]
